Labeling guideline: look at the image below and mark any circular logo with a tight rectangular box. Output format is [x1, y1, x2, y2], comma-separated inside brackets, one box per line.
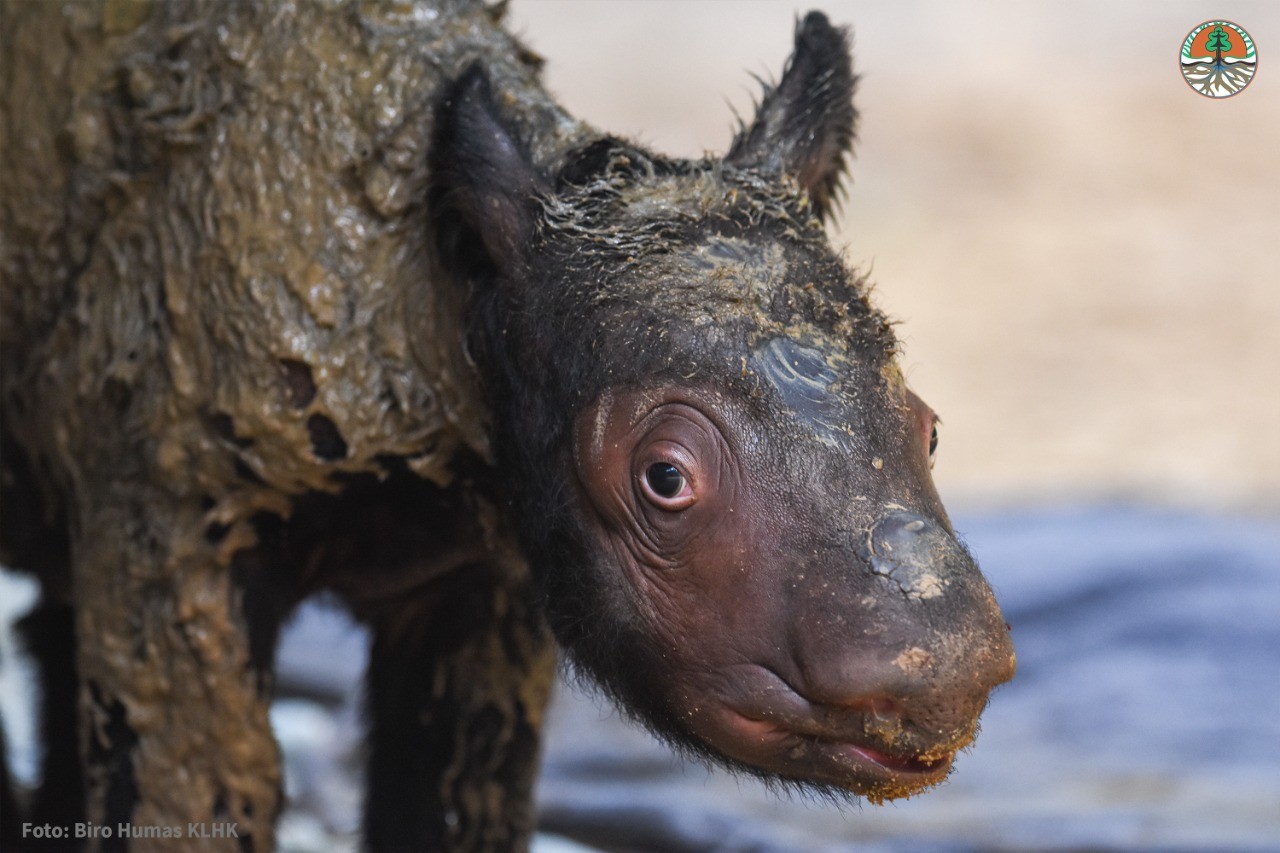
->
[1181, 21, 1257, 98]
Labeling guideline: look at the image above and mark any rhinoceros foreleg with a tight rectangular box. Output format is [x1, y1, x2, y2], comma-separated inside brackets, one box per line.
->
[74, 497, 282, 852]
[362, 559, 554, 853]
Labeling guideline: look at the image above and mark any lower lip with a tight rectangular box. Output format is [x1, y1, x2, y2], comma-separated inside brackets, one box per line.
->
[837, 742, 952, 776]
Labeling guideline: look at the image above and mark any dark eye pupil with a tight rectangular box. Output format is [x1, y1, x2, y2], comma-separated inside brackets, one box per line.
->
[645, 462, 685, 498]
[929, 425, 939, 455]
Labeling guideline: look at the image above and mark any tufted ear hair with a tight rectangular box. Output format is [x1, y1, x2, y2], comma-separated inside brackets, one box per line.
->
[726, 11, 857, 221]
[431, 63, 545, 276]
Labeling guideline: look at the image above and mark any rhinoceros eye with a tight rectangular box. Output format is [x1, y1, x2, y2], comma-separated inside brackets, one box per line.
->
[644, 462, 687, 501]
[928, 421, 940, 468]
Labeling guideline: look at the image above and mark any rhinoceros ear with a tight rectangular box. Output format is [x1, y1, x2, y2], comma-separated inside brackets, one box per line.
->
[431, 63, 545, 275]
[726, 11, 857, 221]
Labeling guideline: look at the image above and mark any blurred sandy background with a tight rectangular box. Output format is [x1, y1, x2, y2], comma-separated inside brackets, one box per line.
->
[507, 0, 1280, 513]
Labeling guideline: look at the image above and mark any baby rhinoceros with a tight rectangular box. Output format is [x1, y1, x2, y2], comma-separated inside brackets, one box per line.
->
[0, 2, 1014, 851]
[435, 3, 1017, 821]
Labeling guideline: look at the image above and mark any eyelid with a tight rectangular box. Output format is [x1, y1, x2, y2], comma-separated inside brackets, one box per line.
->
[628, 399, 732, 448]
[642, 438, 696, 467]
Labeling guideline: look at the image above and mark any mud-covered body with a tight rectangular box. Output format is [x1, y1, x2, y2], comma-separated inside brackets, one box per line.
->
[2, 0, 577, 504]
[1, 2, 1013, 850]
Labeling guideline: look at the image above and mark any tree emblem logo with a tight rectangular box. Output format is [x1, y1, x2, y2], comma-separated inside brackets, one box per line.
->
[1181, 20, 1257, 98]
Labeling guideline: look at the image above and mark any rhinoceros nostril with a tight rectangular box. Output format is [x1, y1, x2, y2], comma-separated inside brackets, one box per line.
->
[873, 511, 934, 542]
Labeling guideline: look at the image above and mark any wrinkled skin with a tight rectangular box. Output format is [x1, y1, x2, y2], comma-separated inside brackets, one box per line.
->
[434, 13, 1015, 803]
[574, 386, 998, 797]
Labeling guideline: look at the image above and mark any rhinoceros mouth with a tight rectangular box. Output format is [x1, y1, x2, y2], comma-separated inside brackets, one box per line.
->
[718, 706, 956, 792]
[681, 659, 978, 797]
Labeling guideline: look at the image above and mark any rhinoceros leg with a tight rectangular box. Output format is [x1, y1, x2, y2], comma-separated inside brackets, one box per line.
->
[74, 496, 283, 852]
[362, 559, 555, 853]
